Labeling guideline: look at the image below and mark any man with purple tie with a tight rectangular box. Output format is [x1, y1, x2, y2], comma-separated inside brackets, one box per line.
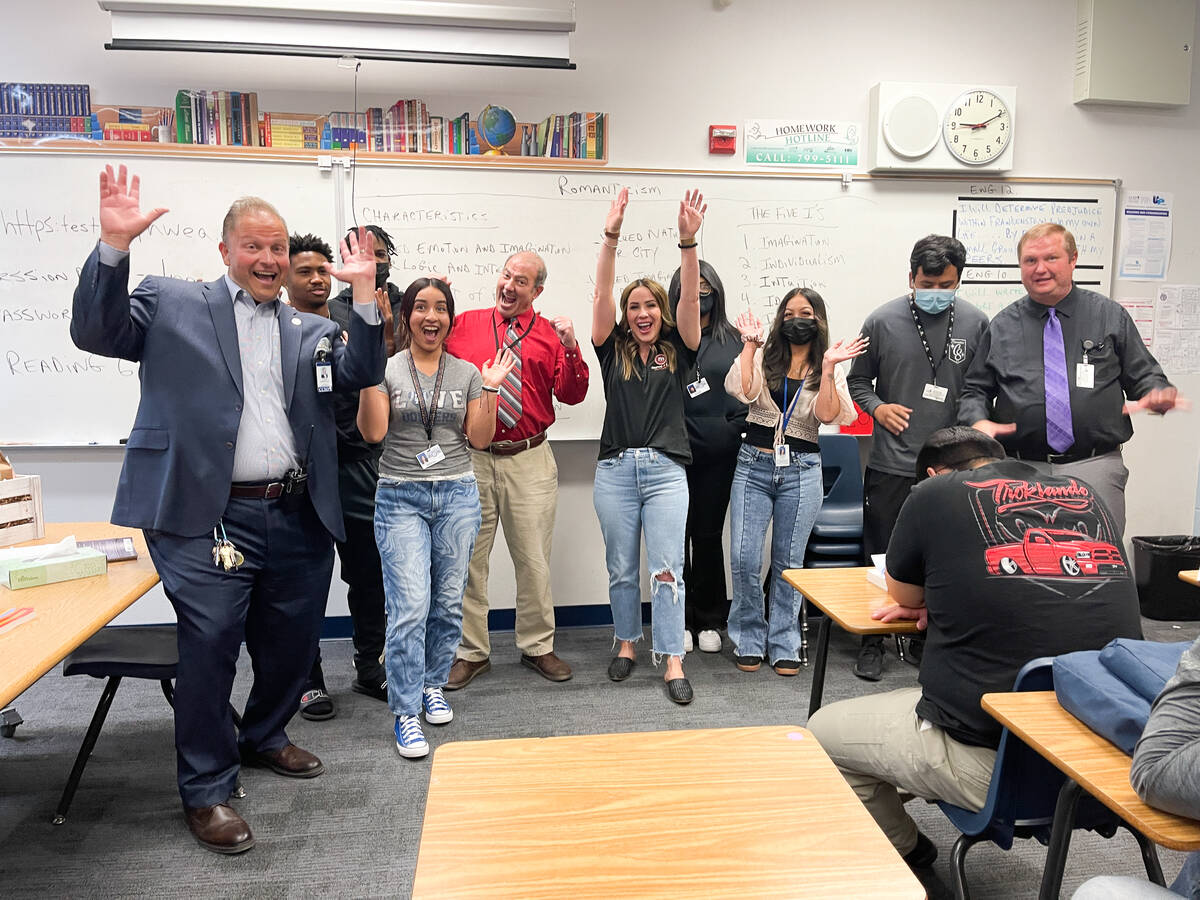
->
[957, 223, 1180, 537]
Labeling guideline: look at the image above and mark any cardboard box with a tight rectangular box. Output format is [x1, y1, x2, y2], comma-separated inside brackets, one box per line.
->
[0, 547, 107, 590]
[0, 473, 44, 548]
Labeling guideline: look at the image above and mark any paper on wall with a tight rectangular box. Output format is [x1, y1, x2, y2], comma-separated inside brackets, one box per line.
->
[1119, 191, 1172, 279]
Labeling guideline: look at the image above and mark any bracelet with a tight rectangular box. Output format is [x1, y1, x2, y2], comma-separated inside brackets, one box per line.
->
[602, 239, 618, 250]
[678, 240, 698, 250]
[604, 229, 620, 239]
[481, 386, 499, 393]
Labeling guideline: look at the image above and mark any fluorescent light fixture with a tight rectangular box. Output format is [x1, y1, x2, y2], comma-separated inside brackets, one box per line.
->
[98, 0, 576, 69]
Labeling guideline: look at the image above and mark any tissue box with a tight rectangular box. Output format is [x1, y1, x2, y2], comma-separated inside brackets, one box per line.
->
[0, 474, 45, 548]
[1, 547, 107, 590]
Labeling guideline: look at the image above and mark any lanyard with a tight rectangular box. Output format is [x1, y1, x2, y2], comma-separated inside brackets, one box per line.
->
[493, 311, 535, 354]
[407, 351, 447, 444]
[907, 298, 955, 385]
[775, 375, 805, 443]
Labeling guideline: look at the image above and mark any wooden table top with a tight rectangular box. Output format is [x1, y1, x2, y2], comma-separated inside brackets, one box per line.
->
[782, 567, 920, 635]
[0, 523, 159, 708]
[1179, 569, 1200, 587]
[982, 691, 1200, 851]
[412, 726, 926, 900]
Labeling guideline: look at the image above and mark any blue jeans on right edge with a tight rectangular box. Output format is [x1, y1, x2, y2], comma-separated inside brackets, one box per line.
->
[375, 475, 482, 718]
[728, 443, 822, 665]
[592, 448, 689, 658]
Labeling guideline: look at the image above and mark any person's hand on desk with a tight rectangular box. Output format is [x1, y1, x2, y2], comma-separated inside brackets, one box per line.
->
[872, 603, 927, 631]
[98, 164, 169, 252]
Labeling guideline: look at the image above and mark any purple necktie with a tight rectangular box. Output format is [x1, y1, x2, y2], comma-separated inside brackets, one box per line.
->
[1044, 308, 1074, 453]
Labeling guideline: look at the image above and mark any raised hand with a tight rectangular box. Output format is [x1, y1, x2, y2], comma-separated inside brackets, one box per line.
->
[98, 164, 169, 251]
[328, 227, 377, 285]
[376, 287, 398, 357]
[823, 334, 870, 367]
[735, 310, 764, 345]
[550, 315, 577, 350]
[481, 348, 516, 390]
[678, 189, 706, 241]
[605, 187, 629, 235]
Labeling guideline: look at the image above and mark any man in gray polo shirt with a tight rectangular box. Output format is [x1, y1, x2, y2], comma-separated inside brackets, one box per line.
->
[847, 234, 989, 680]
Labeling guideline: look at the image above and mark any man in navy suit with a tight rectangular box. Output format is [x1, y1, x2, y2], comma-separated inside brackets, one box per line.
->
[70, 165, 386, 854]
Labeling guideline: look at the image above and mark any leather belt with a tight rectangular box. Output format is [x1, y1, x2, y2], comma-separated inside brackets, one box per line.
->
[1013, 445, 1118, 465]
[230, 480, 303, 499]
[487, 432, 547, 457]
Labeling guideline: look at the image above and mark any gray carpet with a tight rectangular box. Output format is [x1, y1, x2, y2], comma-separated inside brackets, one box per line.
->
[1, 616, 1196, 899]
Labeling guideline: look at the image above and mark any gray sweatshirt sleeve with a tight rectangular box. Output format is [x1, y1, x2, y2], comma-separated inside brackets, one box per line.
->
[1129, 636, 1200, 818]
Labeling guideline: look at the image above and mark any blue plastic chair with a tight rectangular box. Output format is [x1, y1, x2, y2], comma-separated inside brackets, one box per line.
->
[936, 656, 1162, 899]
[811, 433, 863, 541]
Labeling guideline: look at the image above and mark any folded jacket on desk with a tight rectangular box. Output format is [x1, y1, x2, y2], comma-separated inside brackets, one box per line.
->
[1053, 638, 1190, 754]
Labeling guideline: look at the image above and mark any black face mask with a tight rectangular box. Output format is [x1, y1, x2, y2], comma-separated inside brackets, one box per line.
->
[699, 292, 715, 316]
[780, 317, 819, 346]
[375, 262, 390, 290]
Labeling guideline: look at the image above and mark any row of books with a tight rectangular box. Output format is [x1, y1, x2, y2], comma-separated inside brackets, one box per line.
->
[1, 82, 91, 117]
[530, 112, 605, 159]
[0, 114, 100, 140]
[174, 89, 263, 147]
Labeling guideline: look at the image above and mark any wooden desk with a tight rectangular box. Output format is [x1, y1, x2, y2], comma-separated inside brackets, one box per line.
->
[0, 523, 159, 710]
[1178, 569, 1200, 588]
[982, 690, 1200, 898]
[782, 567, 920, 715]
[412, 726, 925, 900]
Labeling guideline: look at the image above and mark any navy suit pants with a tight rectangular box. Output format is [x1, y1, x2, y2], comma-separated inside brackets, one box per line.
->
[146, 494, 334, 808]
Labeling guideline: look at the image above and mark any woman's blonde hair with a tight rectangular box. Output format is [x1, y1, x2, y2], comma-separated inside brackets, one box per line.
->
[614, 279, 677, 380]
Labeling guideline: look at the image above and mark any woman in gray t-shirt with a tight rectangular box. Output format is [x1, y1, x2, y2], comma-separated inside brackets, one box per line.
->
[358, 277, 513, 759]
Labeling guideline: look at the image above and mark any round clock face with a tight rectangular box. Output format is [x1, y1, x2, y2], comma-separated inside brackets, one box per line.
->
[943, 89, 1011, 166]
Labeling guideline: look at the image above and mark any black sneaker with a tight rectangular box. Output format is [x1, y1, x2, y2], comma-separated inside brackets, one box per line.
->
[854, 637, 884, 681]
[351, 676, 388, 702]
[902, 831, 938, 869]
[905, 635, 925, 667]
[735, 655, 763, 672]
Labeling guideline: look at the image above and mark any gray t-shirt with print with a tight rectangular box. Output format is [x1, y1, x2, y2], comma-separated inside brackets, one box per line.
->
[376, 350, 483, 481]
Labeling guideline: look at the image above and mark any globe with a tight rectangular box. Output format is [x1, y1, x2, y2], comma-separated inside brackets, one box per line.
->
[478, 104, 517, 154]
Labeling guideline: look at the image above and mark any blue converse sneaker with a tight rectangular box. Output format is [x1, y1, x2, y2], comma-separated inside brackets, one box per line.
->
[422, 687, 453, 725]
[394, 715, 429, 759]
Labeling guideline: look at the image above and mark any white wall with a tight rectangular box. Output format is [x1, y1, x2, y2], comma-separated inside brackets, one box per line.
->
[3, 0, 1199, 624]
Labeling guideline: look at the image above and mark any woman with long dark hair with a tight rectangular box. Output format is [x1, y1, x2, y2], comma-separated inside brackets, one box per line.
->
[591, 186, 705, 705]
[724, 288, 866, 674]
[667, 261, 745, 654]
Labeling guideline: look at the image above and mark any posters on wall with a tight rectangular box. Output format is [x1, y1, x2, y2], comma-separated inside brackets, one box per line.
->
[1118, 191, 1172, 279]
[743, 119, 859, 168]
[1152, 285, 1200, 375]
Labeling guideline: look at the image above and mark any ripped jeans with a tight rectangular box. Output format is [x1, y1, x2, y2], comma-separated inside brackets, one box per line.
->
[593, 448, 688, 658]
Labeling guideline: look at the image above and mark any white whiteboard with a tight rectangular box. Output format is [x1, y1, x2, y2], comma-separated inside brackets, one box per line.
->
[0, 151, 1116, 444]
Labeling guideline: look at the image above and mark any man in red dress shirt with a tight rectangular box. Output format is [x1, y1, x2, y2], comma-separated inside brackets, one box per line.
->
[444, 251, 590, 687]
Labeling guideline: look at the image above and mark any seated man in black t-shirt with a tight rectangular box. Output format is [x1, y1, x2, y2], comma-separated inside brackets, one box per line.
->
[807, 426, 1143, 869]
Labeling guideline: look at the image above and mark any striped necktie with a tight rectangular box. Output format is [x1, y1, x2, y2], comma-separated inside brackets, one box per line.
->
[1043, 308, 1074, 453]
[496, 318, 523, 430]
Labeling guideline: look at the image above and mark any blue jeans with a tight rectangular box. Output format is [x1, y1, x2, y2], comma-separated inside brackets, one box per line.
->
[592, 449, 689, 658]
[375, 475, 482, 717]
[728, 443, 822, 664]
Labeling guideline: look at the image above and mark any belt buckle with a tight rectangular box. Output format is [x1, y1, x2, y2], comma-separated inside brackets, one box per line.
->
[264, 482, 285, 499]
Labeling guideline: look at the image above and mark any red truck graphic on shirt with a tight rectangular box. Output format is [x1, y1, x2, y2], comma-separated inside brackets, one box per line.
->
[983, 528, 1127, 577]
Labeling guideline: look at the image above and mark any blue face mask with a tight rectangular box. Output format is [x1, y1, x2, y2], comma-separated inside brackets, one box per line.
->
[912, 289, 955, 314]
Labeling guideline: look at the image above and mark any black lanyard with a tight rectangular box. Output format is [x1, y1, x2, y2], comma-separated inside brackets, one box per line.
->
[407, 351, 447, 444]
[907, 298, 955, 385]
[493, 311, 535, 354]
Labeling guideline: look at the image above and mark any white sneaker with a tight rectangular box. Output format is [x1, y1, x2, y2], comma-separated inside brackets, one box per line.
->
[683, 631, 694, 653]
[422, 687, 453, 725]
[697, 629, 722, 653]
[394, 715, 429, 758]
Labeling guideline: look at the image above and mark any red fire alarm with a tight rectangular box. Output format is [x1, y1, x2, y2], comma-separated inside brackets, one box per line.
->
[709, 125, 736, 154]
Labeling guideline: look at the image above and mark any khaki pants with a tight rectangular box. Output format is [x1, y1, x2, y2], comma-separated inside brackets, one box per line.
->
[807, 687, 996, 854]
[458, 441, 558, 660]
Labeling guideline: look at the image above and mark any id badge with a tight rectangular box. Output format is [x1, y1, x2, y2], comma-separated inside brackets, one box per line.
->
[416, 444, 446, 469]
[315, 361, 333, 393]
[922, 382, 948, 403]
[686, 377, 711, 398]
[1076, 363, 1095, 389]
[774, 443, 791, 468]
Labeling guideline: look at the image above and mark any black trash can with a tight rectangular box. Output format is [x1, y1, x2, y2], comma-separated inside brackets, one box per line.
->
[1132, 535, 1200, 620]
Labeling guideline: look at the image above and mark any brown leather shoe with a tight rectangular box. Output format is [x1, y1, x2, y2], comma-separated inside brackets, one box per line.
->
[521, 651, 573, 682]
[184, 803, 255, 854]
[240, 743, 325, 778]
[445, 657, 490, 691]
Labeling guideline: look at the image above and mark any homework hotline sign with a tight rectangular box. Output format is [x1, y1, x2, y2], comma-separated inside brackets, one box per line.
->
[744, 119, 859, 168]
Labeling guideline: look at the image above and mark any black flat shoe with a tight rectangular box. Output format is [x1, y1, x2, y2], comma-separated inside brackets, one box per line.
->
[607, 656, 636, 682]
[665, 677, 693, 705]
